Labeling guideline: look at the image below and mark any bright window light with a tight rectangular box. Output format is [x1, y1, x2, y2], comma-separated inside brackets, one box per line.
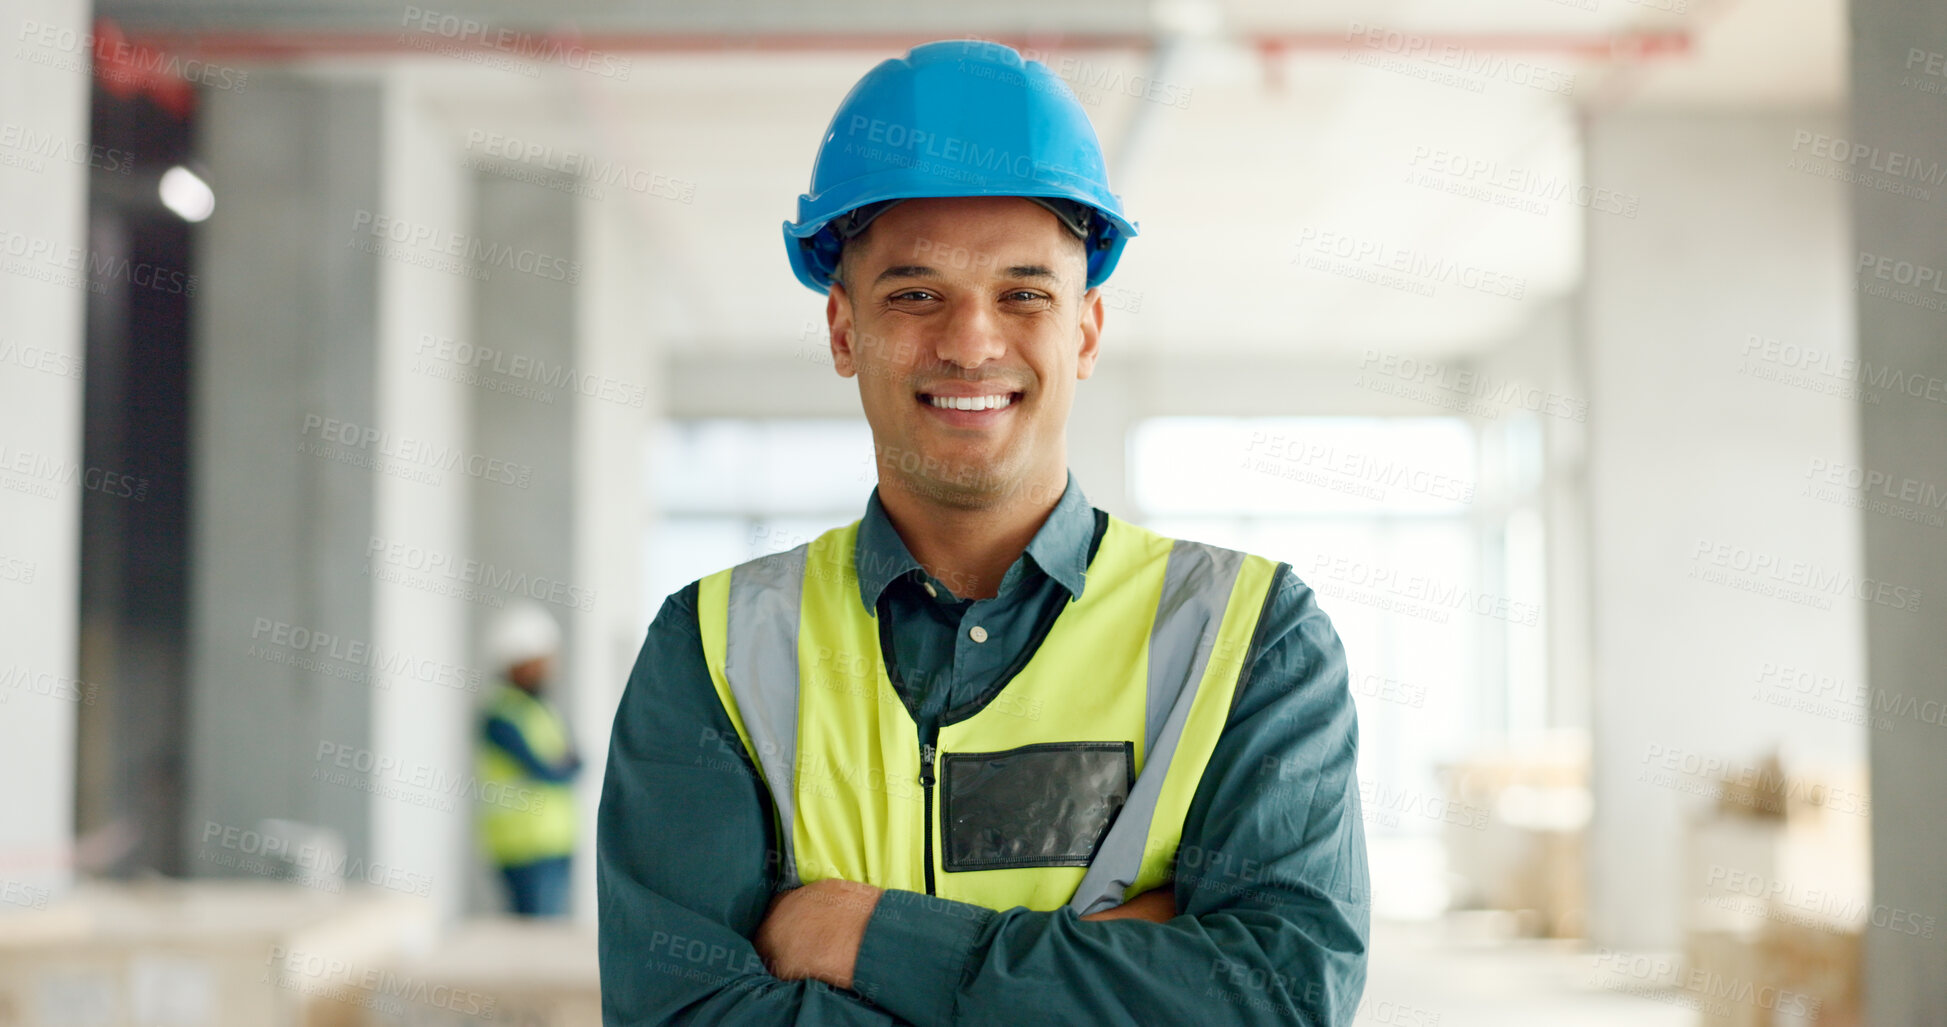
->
[1130, 416, 1477, 517]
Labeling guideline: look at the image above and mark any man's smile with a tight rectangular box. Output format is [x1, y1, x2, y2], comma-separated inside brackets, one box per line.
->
[916, 387, 1025, 423]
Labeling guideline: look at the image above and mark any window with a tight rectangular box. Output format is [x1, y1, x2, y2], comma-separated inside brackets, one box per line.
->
[643, 418, 876, 609]
[1130, 416, 1547, 857]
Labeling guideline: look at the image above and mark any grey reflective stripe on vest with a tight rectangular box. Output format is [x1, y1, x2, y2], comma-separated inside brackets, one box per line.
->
[1067, 539, 1245, 916]
[724, 547, 809, 889]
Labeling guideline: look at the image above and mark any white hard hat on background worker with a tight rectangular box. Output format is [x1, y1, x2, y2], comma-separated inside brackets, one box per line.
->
[486, 600, 561, 673]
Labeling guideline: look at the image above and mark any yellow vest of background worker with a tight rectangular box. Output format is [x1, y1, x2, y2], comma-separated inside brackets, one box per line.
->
[477, 681, 578, 867]
[697, 514, 1281, 916]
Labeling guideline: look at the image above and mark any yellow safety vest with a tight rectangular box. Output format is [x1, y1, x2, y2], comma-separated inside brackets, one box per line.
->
[697, 513, 1280, 915]
[477, 681, 578, 867]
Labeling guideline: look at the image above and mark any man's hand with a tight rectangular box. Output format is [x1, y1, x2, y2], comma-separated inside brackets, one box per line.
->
[1079, 885, 1177, 923]
[755, 878, 884, 989]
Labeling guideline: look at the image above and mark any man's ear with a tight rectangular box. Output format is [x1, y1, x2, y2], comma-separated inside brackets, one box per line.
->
[1075, 285, 1105, 381]
[828, 283, 858, 379]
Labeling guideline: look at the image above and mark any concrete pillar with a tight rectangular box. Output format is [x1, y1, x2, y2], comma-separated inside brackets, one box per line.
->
[190, 73, 476, 923]
[0, 0, 91, 903]
[188, 73, 387, 869]
[466, 171, 579, 639]
[1849, 4, 1947, 1019]
[461, 170, 581, 915]
[363, 77, 478, 923]
[1580, 111, 1864, 949]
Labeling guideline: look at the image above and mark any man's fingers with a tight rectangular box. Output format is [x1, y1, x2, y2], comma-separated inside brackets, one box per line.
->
[1126, 887, 1178, 922]
[1079, 884, 1177, 922]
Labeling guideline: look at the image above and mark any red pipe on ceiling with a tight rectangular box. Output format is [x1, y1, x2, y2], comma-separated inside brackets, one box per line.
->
[109, 27, 1691, 62]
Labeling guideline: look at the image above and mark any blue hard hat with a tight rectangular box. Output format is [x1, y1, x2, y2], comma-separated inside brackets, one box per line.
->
[783, 40, 1138, 294]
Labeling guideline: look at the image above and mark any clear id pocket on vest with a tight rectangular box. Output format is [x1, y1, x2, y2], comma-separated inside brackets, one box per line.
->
[939, 741, 1135, 871]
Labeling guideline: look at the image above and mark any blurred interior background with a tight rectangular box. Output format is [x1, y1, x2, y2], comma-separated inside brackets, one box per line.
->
[4, 0, 1945, 1024]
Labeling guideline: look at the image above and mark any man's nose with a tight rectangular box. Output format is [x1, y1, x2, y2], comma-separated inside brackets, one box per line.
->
[933, 301, 1008, 370]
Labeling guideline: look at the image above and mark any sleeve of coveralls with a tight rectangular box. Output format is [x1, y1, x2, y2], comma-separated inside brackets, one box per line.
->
[597, 582, 913, 1026]
[848, 567, 1371, 1027]
[483, 716, 581, 783]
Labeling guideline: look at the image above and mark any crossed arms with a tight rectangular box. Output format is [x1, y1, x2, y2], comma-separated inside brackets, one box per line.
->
[756, 879, 1179, 990]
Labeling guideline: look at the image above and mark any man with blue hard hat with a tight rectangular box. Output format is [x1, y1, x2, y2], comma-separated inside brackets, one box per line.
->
[598, 39, 1369, 1025]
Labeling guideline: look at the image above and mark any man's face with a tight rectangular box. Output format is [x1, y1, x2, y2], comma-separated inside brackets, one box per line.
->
[509, 654, 552, 692]
[826, 196, 1104, 510]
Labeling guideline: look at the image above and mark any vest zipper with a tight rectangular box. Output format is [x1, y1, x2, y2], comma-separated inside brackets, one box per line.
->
[918, 741, 937, 896]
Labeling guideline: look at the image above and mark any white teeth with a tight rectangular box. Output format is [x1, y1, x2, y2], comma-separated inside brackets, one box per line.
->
[927, 393, 1014, 411]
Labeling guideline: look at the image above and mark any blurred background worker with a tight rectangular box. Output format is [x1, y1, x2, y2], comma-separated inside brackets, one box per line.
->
[478, 601, 582, 917]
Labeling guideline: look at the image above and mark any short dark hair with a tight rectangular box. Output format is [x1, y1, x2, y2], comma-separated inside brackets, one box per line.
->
[831, 224, 869, 296]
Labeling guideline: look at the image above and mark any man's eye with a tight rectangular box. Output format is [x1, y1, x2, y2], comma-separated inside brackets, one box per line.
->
[888, 290, 936, 302]
[1005, 291, 1048, 303]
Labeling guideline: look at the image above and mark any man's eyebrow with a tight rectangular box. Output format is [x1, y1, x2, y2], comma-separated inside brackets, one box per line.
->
[871, 263, 1066, 286]
[872, 264, 943, 285]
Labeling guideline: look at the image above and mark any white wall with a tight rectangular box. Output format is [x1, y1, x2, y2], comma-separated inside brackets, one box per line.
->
[369, 73, 478, 925]
[0, 0, 90, 906]
[570, 170, 658, 925]
[1581, 110, 1865, 949]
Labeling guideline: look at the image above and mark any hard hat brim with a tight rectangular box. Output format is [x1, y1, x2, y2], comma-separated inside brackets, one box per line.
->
[783, 185, 1137, 294]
